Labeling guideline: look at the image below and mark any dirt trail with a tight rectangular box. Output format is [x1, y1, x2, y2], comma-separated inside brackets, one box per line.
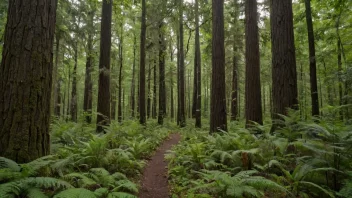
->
[139, 133, 181, 198]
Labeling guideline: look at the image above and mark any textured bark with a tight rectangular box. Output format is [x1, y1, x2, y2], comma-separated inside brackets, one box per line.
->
[194, 0, 202, 128]
[170, 42, 175, 120]
[0, 0, 57, 163]
[178, 0, 186, 127]
[210, 0, 227, 133]
[96, 0, 112, 132]
[245, 0, 263, 127]
[304, 0, 319, 117]
[158, 22, 166, 125]
[231, 51, 238, 121]
[270, 0, 298, 125]
[337, 38, 343, 120]
[139, 0, 147, 125]
[83, 11, 95, 124]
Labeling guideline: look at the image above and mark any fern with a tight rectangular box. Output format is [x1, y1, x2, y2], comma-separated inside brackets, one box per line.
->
[54, 188, 96, 198]
[0, 157, 21, 172]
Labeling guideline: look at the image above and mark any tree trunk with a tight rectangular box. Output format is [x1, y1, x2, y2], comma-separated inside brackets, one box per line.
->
[270, 0, 298, 129]
[304, 0, 319, 117]
[70, 41, 78, 122]
[0, 0, 57, 163]
[118, 26, 123, 123]
[54, 33, 61, 117]
[147, 61, 152, 118]
[139, 0, 147, 125]
[131, 27, 137, 118]
[153, 58, 157, 119]
[194, 0, 202, 128]
[337, 38, 343, 120]
[97, 0, 112, 132]
[83, 11, 95, 124]
[158, 22, 166, 125]
[245, 0, 263, 127]
[178, 0, 186, 127]
[210, 0, 227, 133]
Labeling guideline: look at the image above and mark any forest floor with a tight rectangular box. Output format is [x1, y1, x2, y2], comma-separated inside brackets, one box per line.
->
[139, 133, 181, 198]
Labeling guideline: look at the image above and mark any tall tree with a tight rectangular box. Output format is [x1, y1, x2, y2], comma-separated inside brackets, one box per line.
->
[118, 22, 124, 123]
[0, 0, 57, 162]
[304, 0, 319, 117]
[193, 0, 202, 128]
[210, 0, 227, 133]
[96, 0, 112, 132]
[158, 22, 166, 125]
[83, 8, 96, 124]
[139, 0, 147, 125]
[245, 0, 262, 126]
[178, 0, 186, 127]
[270, 0, 298, 128]
[54, 32, 62, 117]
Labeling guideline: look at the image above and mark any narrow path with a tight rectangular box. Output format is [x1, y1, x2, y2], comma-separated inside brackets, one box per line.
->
[139, 133, 181, 198]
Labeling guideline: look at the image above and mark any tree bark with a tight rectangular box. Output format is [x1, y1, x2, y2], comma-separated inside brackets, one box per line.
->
[210, 0, 227, 133]
[245, 0, 263, 126]
[270, 0, 298, 129]
[118, 25, 123, 123]
[178, 0, 186, 127]
[70, 41, 78, 122]
[54, 33, 61, 117]
[194, 0, 202, 128]
[158, 22, 166, 125]
[304, 0, 319, 117]
[97, 0, 112, 132]
[147, 61, 152, 118]
[139, 0, 147, 125]
[152, 58, 157, 119]
[0, 0, 57, 163]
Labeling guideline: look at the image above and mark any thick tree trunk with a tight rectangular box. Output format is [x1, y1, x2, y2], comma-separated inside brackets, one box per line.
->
[194, 0, 202, 128]
[270, 0, 298, 129]
[210, 0, 227, 133]
[245, 0, 263, 127]
[231, 50, 238, 121]
[158, 22, 166, 125]
[0, 0, 57, 163]
[178, 0, 186, 127]
[152, 58, 157, 119]
[304, 0, 319, 117]
[97, 0, 112, 132]
[139, 0, 147, 125]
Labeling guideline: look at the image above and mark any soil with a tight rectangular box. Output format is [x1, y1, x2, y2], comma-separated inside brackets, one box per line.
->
[139, 133, 181, 198]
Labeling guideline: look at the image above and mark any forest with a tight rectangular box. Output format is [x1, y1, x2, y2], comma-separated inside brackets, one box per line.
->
[0, 0, 352, 197]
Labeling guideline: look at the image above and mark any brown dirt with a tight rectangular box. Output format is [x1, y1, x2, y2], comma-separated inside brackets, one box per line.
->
[139, 133, 181, 198]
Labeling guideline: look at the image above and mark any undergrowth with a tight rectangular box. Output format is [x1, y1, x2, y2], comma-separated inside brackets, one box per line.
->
[167, 112, 352, 198]
[0, 119, 173, 198]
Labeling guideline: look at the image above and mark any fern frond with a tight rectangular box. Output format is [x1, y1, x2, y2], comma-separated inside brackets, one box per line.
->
[26, 188, 48, 198]
[299, 181, 334, 198]
[112, 180, 138, 193]
[107, 192, 137, 198]
[0, 157, 21, 171]
[54, 188, 96, 198]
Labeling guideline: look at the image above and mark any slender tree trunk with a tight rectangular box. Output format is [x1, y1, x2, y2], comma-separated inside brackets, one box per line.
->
[153, 58, 157, 119]
[131, 30, 137, 118]
[194, 0, 202, 127]
[118, 27, 123, 123]
[270, 0, 298, 130]
[139, 0, 147, 125]
[337, 38, 343, 120]
[96, 0, 112, 132]
[54, 33, 61, 117]
[178, 0, 186, 127]
[304, 0, 319, 117]
[158, 22, 166, 125]
[147, 62, 152, 118]
[170, 42, 175, 120]
[245, 0, 262, 127]
[70, 41, 78, 122]
[177, 33, 181, 125]
[231, 46, 238, 121]
[83, 31, 94, 123]
[188, 69, 191, 118]
[0, 0, 57, 163]
[210, 0, 227, 133]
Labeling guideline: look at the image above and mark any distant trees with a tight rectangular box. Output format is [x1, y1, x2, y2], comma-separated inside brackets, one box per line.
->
[270, 0, 298, 127]
[210, 0, 227, 133]
[0, 0, 57, 162]
[96, 0, 112, 132]
[245, 0, 262, 126]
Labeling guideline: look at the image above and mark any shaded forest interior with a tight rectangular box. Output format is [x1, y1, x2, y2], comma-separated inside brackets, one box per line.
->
[0, 0, 352, 197]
